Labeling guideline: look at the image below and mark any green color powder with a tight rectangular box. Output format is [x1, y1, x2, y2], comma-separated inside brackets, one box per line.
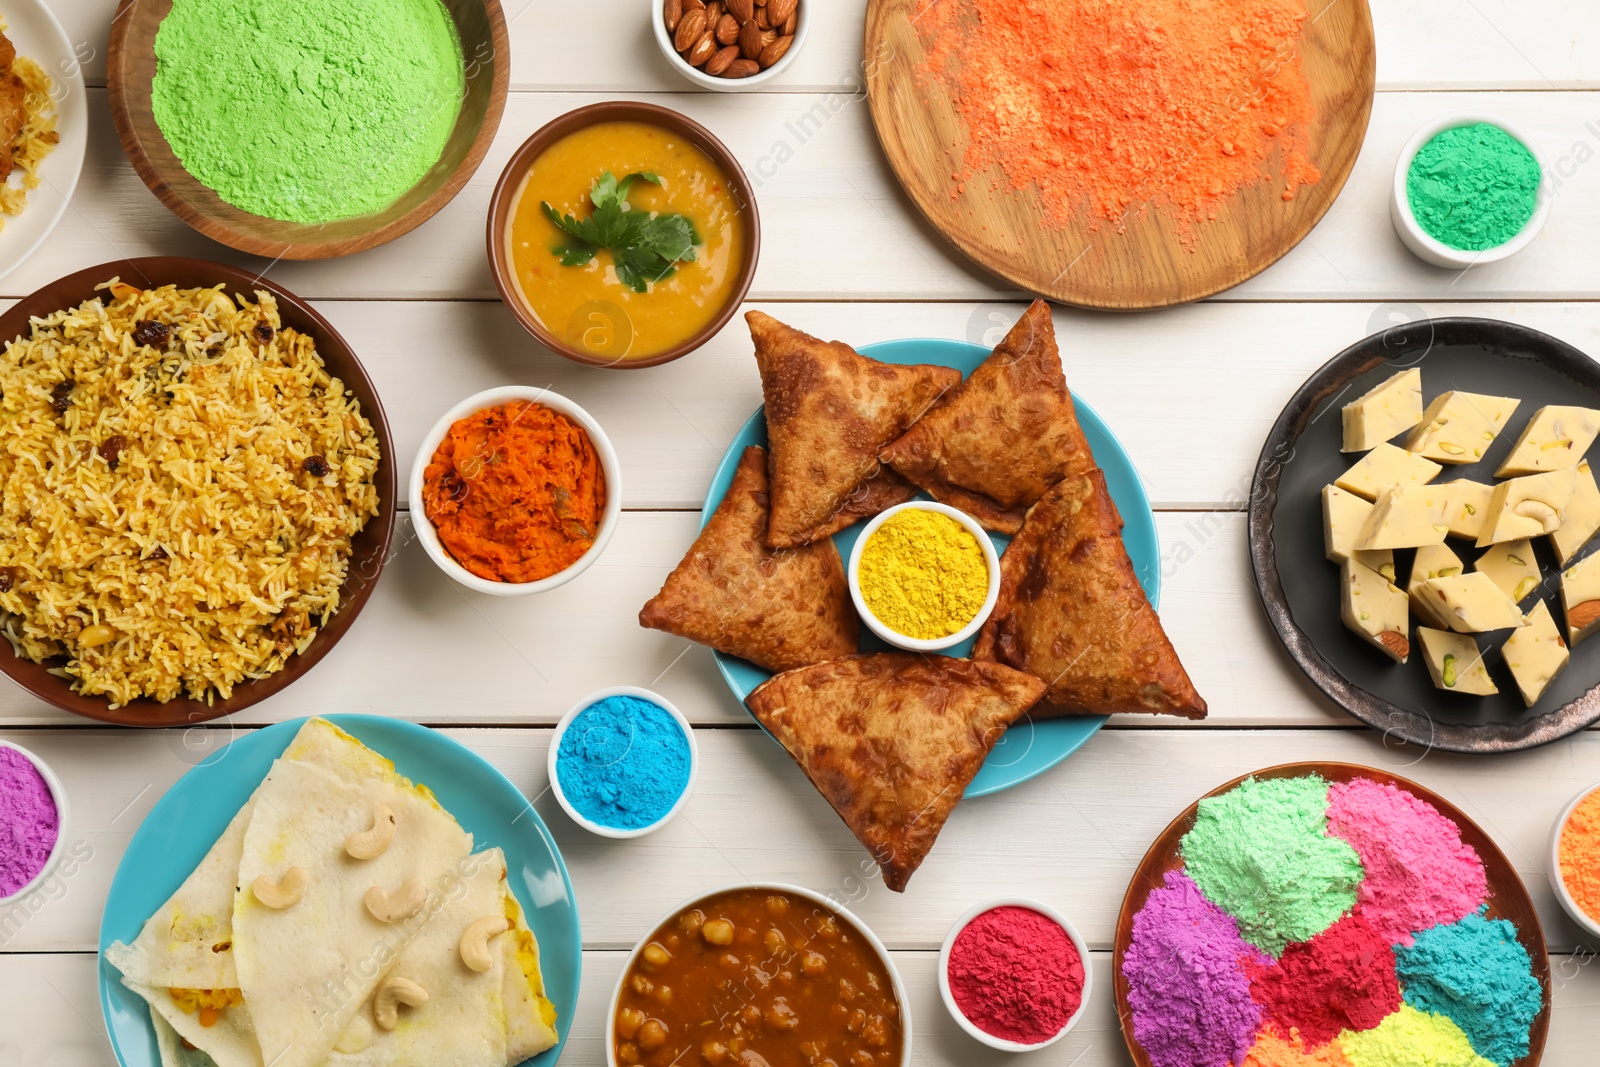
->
[1181, 775, 1364, 957]
[151, 0, 464, 224]
[1406, 123, 1542, 251]
[1339, 1004, 1496, 1067]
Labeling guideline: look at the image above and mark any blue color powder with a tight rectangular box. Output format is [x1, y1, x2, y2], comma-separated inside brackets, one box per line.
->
[1394, 908, 1543, 1066]
[555, 695, 691, 830]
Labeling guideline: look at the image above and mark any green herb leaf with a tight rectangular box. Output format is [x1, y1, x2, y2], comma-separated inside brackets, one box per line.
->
[544, 172, 700, 293]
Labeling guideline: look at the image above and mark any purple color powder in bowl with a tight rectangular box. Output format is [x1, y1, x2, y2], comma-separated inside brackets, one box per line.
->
[0, 741, 68, 904]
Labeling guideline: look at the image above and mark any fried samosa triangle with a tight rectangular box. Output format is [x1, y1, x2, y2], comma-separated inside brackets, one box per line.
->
[880, 299, 1096, 534]
[748, 311, 961, 547]
[974, 471, 1207, 719]
[639, 446, 858, 672]
[745, 653, 1046, 891]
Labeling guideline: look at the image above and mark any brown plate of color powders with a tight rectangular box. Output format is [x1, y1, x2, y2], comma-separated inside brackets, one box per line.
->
[863, 0, 1376, 309]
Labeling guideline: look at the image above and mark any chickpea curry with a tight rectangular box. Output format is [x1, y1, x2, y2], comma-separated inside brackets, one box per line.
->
[613, 889, 904, 1067]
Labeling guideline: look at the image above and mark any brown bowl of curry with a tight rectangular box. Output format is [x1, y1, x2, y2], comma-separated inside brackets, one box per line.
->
[609, 884, 911, 1067]
[487, 101, 760, 369]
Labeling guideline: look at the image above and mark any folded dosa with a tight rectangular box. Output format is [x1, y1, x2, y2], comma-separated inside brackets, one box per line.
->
[973, 472, 1207, 719]
[880, 300, 1096, 534]
[639, 446, 857, 672]
[745, 653, 1045, 891]
[748, 311, 960, 547]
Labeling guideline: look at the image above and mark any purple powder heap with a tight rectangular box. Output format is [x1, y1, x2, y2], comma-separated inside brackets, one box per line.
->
[1123, 869, 1265, 1067]
[0, 746, 59, 896]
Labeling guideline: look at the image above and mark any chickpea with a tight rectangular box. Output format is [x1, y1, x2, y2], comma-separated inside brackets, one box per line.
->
[778, 969, 795, 986]
[738, 1004, 762, 1029]
[863, 972, 881, 994]
[642, 942, 672, 970]
[862, 1015, 888, 1047]
[799, 1041, 822, 1062]
[763, 929, 787, 955]
[618, 1042, 641, 1065]
[702, 1039, 730, 1065]
[764, 998, 799, 1031]
[702, 919, 735, 946]
[665, 934, 681, 951]
[718, 952, 744, 974]
[631, 974, 655, 996]
[846, 1008, 866, 1034]
[829, 1003, 849, 1024]
[680, 909, 705, 935]
[839, 979, 858, 1001]
[850, 1052, 874, 1067]
[765, 895, 790, 915]
[638, 1019, 669, 1053]
[617, 1008, 645, 1039]
[816, 916, 840, 939]
[802, 951, 827, 977]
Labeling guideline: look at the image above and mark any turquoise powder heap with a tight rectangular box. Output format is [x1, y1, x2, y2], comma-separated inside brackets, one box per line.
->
[1406, 123, 1542, 251]
[1394, 908, 1542, 1067]
[555, 695, 691, 831]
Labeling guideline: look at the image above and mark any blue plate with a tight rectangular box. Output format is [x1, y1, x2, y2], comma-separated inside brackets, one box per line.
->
[705, 338, 1160, 797]
[97, 716, 581, 1067]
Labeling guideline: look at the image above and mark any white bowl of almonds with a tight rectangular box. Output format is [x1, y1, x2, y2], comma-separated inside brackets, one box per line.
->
[655, 0, 807, 90]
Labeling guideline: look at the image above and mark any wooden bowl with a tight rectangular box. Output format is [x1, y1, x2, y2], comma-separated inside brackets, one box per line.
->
[0, 258, 397, 727]
[485, 101, 761, 369]
[106, 0, 509, 260]
[1112, 761, 1551, 1067]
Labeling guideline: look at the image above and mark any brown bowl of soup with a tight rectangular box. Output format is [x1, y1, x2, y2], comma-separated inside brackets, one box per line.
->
[487, 102, 760, 369]
[608, 883, 911, 1067]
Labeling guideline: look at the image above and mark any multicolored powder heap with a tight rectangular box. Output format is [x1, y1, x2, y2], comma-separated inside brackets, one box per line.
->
[916, 0, 1322, 237]
[1182, 775, 1364, 956]
[1243, 1029, 1351, 1067]
[1327, 778, 1488, 946]
[1394, 910, 1542, 1067]
[1557, 786, 1600, 923]
[1249, 912, 1400, 1045]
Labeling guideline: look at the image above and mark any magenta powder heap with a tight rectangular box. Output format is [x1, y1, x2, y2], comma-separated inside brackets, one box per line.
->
[0, 746, 59, 896]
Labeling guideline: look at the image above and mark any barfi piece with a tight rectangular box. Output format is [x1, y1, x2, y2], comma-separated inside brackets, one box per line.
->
[1416, 628, 1498, 696]
[1496, 405, 1600, 477]
[1322, 486, 1395, 574]
[1560, 552, 1600, 645]
[1409, 544, 1465, 630]
[1473, 539, 1542, 604]
[1356, 485, 1451, 551]
[1334, 442, 1441, 502]
[1340, 558, 1410, 663]
[1415, 573, 1530, 633]
[1342, 369, 1424, 452]
[1476, 469, 1578, 547]
[1440, 479, 1494, 541]
[1552, 461, 1600, 565]
[1404, 391, 1520, 464]
[1502, 601, 1569, 707]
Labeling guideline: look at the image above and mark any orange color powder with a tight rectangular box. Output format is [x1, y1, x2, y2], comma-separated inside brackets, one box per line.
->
[1243, 1029, 1352, 1067]
[1559, 787, 1600, 923]
[917, 0, 1321, 237]
[422, 401, 606, 584]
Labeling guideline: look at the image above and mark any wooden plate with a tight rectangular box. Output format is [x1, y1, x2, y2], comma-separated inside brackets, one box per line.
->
[862, 0, 1375, 309]
[1112, 761, 1551, 1067]
[1250, 318, 1600, 752]
[0, 258, 396, 726]
[106, 0, 509, 260]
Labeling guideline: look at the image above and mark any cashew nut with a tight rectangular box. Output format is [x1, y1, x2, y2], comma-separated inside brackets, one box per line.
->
[365, 877, 427, 923]
[372, 976, 428, 1032]
[1514, 499, 1561, 532]
[252, 867, 308, 910]
[332, 1016, 373, 1054]
[345, 805, 397, 860]
[458, 915, 511, 973]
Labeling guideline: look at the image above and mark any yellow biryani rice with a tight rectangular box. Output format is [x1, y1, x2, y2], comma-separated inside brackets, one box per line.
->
[0, 24, 61, 227]
[0, 280, 381, 707]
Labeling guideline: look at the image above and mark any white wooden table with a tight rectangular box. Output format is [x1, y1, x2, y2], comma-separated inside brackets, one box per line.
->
[5, 2, 1600, 1063]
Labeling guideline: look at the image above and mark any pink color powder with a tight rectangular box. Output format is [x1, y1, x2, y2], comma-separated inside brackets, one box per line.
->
[947, 905, 1084, 1044]
[1325, 778, 1486, 946]
[0, 746, 59, 896]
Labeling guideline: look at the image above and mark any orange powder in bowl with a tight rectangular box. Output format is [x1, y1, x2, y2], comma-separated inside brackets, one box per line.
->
[916, 0, 1321, 238]
[1559, 787, 1600, 923]
[422, 401, 606, 584]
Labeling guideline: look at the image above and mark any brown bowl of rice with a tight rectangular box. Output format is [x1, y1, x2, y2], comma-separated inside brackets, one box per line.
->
[0, 258, 395, 726]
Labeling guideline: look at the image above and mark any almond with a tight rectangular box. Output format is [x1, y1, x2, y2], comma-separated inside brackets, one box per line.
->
[675, 8, 708, 51]
[760, 27, 777, 48]
[756, 6, 771, 29]
[783, 10, 797, 34]
[664, 0, 682, 32]
[1378, 631, 1409, 660]
[758, 34, 792, 67]
[766, 0, 797, 27]
[739, 19, 763, 59]
[1569, 599, 1600, 632]
[727, 0, 754, 20]
[716, 13, 740, 44]
[705, 1, 721, 25]
[687, 30, 718, 66]
[726, 58, 761, 78]
[684, 0, 705, 9]
[705, 43, 740, 75]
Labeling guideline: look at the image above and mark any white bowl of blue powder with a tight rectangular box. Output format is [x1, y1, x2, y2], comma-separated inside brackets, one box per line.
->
[548, 687, 698, 838]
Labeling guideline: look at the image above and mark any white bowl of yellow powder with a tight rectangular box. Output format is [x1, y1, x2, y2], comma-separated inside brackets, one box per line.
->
[848, 502, 1001, 652]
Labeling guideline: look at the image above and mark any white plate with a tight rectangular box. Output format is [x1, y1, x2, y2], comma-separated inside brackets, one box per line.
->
[0, 0, 88, 285]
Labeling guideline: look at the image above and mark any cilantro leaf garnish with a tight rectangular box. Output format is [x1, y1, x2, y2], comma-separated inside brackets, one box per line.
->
[541, 172, 701, 293]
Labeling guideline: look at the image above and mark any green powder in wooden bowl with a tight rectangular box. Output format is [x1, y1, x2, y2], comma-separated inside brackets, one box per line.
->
[151, 0, 465, 224]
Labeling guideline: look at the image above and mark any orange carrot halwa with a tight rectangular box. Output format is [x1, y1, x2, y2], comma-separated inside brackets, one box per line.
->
[422, 401, 606, 583]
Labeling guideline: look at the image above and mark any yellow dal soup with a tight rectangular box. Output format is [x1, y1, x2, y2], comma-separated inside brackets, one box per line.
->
[506, 121, 747, 361]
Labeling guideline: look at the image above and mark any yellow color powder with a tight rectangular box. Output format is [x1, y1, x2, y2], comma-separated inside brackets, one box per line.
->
[1244, 1029, 1351, 1067]
[857, 508, 989, 640]
[1337, 1005, 1496, 1067]
[1559, 787, 1600, 923]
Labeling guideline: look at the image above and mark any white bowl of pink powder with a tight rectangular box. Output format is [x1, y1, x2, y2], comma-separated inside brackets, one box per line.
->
[938, 897, 1091, 1052]
[0, 740, 67, 906]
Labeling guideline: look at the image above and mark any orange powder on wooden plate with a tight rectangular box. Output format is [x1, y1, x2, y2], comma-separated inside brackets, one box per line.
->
[422, 401, 606, 584]
[1559, 787, 1600, 923]
[917, 0, 1321, 239]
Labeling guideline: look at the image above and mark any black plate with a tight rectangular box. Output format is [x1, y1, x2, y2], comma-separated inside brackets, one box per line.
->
[1250, 318, 1600, 752]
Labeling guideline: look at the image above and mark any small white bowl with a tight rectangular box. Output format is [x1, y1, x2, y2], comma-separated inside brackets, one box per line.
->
[938, 897, 1092, 1053]
[1549, 781, 1600, 941]
[1391, 114, 1551, 269]
[409, 386, 622, 596]
[547, 686, 698, 839]
[847, 501, 1001, 652]
[606, 882, 913, 1067]
[0, 740, 70, 908]
[652, 1, 811, 92]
